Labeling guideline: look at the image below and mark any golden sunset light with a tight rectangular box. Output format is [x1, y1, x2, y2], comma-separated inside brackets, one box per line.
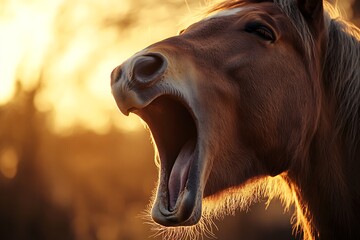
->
[0, 0, 201, 134]
[0, 0, 358, 239]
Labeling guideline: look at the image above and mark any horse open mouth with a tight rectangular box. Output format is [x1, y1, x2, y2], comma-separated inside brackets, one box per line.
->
[134, 95, 201, 226]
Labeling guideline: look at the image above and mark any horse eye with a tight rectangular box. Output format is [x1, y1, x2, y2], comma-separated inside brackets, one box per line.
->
[245, 22, 275, 42]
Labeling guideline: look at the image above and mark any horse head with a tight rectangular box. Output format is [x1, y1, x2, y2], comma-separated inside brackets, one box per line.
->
[111, 0, 360, 239]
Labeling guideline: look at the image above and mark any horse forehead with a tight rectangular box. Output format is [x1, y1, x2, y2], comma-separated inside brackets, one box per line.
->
[203, 3, 284, 22]
[204, 7, 248, 21]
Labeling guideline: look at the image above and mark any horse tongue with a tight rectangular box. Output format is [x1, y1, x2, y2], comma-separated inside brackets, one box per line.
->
[168, 139, 195, 211]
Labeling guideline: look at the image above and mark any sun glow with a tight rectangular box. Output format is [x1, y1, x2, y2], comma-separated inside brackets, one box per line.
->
[0, 0, 60, 104]
[0, 0, 199, 133]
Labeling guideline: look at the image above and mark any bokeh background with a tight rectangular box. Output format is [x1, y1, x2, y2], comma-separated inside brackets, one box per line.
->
[0, 0, 359, 239]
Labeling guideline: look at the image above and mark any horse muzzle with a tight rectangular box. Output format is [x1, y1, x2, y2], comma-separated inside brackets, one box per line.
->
[111, 50, 206, 227]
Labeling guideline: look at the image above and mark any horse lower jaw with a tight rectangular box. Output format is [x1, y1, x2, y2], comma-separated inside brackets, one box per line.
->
[151, 144, 203, 227]
[151, 181, 203, 227]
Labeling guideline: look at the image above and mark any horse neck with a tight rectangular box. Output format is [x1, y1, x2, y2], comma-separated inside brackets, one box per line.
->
[287, 19, 360, 240]
[286, 110, 360, 240]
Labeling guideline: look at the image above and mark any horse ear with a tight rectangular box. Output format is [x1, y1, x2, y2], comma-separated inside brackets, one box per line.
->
[297, 0, 324, 32]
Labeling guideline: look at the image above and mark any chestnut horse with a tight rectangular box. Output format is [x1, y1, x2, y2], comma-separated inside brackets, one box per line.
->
[110, 0, 360, 239]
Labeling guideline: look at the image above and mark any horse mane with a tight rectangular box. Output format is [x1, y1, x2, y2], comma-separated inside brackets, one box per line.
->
[323, 12, 360, 160]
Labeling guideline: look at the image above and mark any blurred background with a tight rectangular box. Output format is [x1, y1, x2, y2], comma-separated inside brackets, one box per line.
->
[0, 0, 358, 239]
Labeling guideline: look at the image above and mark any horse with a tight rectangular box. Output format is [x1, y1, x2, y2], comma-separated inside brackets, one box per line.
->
[110, 0, 360, 239]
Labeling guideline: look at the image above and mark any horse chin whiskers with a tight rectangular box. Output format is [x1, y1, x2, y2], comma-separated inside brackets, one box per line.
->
[136, 187, 216, 240]
[140, 175, 295, 240]
[141, 204, 218, 240]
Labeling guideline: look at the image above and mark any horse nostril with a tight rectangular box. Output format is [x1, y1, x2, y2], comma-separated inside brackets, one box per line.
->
[133, 54, 166, 86]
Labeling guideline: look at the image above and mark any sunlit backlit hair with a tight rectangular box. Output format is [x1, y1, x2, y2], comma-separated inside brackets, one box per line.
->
[141, 175, 294, 240]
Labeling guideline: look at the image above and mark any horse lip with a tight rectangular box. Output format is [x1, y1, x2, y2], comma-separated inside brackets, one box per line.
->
[152, 179, 203, 226]
[152, 152, 203, 226]
[111, 82, 163, 116]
